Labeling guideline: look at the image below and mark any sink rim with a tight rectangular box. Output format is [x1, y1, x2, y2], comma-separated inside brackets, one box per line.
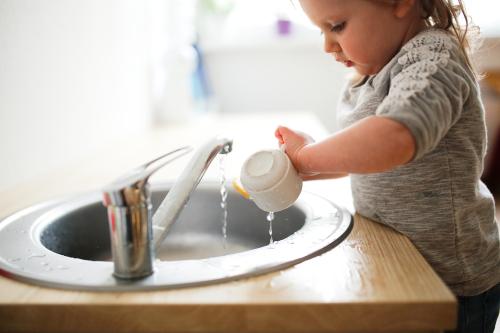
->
[0, 183, 352, 291]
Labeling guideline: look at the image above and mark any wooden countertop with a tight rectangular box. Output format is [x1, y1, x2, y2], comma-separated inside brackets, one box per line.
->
[0, 113, 456, 333]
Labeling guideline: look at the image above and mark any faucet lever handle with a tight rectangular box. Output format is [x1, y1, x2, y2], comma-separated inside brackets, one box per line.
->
[103, 146, 193, 207]
[141, 146, 194, 183]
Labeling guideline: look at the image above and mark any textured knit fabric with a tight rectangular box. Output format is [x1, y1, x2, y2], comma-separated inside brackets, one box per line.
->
[337, 28, 500, 296]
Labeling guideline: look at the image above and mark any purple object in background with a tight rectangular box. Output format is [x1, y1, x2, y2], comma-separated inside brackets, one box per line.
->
[277, 19, 292, 36]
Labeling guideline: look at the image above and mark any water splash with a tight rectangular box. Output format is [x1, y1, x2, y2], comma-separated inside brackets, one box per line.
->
[219, 153, 228, 248]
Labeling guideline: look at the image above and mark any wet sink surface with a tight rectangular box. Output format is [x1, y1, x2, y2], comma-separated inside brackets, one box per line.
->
[0, 183, 352, 291]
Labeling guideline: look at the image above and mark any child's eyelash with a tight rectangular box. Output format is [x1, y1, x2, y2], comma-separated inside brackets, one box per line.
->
[330, 22, 346, 33]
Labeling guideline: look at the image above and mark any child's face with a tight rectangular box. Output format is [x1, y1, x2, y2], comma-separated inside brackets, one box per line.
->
[299, 0, 418, 76]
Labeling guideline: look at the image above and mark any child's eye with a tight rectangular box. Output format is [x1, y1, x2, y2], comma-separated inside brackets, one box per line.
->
[330, 22, 346, 33]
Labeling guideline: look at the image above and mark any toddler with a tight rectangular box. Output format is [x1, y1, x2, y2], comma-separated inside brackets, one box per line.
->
[275, 1, 500, 332]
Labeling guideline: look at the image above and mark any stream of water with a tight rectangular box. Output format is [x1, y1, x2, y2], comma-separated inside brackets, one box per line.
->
[219, 154, 228, 248]
[267, 211, 274, 244]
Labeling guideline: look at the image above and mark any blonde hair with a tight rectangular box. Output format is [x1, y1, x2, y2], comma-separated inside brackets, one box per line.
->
[417, 0, 479, 76]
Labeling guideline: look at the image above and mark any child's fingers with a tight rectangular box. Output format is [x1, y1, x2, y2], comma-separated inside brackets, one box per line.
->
[276, 126, 295, 140]
[275, 126, 286, 144]
[276, 126, 291, 136]
[281, 126, 315, 145]
[274, 128, 282, 140]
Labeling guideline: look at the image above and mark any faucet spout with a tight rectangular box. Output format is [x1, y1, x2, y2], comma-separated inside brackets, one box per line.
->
[152, 136, 233, 249]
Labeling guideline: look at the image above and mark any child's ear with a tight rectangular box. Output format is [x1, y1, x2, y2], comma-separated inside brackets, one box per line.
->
[393, 0, 416, 18]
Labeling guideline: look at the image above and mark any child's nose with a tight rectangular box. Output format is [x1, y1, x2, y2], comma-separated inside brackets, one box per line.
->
[323, 38, 341, 54]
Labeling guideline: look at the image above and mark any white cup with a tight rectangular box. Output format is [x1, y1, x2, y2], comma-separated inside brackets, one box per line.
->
[240, 149, 302, 212]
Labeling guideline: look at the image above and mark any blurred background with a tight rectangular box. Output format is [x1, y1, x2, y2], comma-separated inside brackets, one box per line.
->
[0, 0, 499, 195]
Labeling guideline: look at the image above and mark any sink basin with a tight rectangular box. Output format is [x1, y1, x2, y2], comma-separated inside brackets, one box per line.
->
[0, 183, 352, 291]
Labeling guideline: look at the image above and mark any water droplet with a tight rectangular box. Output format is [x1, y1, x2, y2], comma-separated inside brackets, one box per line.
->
[40, 262, 49, 266]
[28, 253, 45, 259]
[56, 265, 69, 270]
[266, 211, 275, 222]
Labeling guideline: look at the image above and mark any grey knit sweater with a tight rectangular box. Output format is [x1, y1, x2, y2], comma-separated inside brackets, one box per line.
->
[338, 29, 499, 296]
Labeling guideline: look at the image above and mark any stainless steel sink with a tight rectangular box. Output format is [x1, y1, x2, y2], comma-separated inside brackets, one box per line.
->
[0, 183, 352, 291]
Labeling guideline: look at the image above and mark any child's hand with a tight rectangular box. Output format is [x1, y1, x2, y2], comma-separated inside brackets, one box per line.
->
[275, 126, 315, 174]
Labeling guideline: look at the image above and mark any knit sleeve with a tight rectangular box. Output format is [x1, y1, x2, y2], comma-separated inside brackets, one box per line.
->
[376, 30, 471, 161]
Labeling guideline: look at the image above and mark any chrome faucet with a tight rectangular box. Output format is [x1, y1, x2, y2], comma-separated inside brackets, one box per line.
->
[102, 136, 233, 279]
